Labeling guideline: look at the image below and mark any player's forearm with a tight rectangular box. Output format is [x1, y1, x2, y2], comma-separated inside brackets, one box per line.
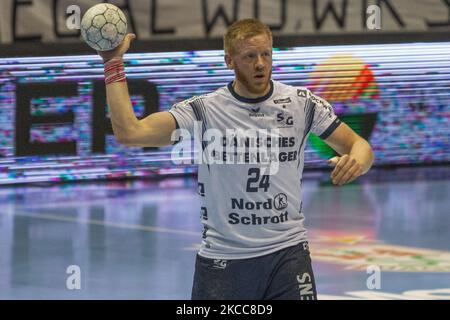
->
[349, 139, 374, 175]
[105, 81, 140, 142]
[102, 56, 142, 144]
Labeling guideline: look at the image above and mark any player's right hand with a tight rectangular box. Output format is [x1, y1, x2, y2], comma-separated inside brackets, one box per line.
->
[98, 33, 136, 63]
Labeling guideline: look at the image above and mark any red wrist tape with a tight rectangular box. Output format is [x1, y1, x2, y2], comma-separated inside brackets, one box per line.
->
[104, 57, 126, 85]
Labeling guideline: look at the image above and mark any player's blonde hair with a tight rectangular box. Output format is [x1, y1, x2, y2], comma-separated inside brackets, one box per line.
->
[224, 19, 273, 56]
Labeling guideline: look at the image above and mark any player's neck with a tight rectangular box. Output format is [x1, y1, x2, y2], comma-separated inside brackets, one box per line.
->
[232, 80, 271, 100]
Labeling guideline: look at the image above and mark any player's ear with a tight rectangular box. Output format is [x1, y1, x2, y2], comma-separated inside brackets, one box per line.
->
[224, 54, 234, 70]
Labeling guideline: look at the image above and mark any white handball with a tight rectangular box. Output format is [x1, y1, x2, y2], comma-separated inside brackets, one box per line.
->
[80, 3, 127, 51]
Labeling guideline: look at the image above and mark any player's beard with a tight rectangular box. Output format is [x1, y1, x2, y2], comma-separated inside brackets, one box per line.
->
[234, 66, 272, 96]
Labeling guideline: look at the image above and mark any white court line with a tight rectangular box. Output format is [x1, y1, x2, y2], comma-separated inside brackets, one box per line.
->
[7, 211, 199, 237]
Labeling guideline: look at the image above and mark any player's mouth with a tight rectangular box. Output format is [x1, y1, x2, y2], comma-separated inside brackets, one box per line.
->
[254, 74, 265, 80]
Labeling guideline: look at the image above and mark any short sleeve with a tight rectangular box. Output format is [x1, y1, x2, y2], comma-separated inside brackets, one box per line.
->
[309, 91, 341, 139]
[168, 98, 197, 136]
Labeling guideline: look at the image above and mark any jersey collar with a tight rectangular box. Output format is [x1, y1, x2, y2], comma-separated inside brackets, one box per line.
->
[227, 80, 274, 104]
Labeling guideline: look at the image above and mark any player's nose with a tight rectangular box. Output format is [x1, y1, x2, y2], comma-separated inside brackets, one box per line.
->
[255, 55, 265, 69]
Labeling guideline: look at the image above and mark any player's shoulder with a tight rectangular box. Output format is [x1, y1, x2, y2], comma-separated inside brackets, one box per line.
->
[175, 91, 219, 108]
[272, 81, 311, 99]
[201, 88, 224, 103]
[275, 81, 331, 107]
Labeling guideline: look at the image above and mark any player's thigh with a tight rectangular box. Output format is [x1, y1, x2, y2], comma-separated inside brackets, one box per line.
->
[264, 245, 317, 300]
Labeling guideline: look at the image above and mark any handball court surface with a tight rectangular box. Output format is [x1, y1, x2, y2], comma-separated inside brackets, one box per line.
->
[0, 166, 449, 300]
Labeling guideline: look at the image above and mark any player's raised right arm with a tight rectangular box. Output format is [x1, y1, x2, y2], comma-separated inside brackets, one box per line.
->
[98, 34, 177, 147]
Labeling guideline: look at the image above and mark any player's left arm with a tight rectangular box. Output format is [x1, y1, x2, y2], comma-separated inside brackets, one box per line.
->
[323, 122, 375, 186]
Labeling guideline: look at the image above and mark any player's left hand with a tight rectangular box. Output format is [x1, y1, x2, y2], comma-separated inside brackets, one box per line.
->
[327, 155, 363, 186]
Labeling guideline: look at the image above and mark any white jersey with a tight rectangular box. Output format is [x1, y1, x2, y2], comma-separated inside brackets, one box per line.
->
[169, 80, 341, 259]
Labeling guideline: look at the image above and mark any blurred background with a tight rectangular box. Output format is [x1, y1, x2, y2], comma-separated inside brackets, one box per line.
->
[0, 0, 449, 300]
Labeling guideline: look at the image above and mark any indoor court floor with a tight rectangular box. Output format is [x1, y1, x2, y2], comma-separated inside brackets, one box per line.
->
[0, 166, 449, 300]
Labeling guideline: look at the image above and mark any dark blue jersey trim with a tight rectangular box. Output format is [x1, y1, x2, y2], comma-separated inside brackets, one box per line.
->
[319, 118, 342, 140]
[227, 80, 274, 104]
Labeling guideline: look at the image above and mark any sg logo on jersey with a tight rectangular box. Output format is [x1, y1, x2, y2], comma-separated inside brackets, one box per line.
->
[277, 111, 294, 128]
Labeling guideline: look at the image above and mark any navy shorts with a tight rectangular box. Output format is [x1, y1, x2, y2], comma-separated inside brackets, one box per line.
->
[191, 242, 317, 300]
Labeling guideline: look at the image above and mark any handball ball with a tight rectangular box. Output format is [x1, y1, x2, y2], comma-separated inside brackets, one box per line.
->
[81, 3, 127, 51]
